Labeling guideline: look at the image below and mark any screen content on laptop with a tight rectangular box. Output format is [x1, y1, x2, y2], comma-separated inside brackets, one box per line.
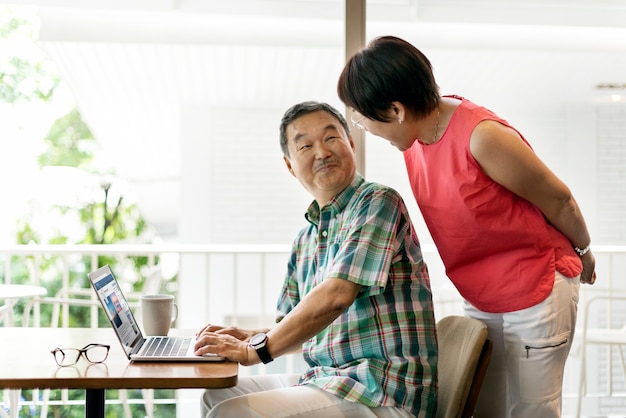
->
[90, 267, 142, 355]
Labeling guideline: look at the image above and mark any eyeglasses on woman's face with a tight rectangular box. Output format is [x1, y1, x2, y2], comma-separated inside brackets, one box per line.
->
[51, 343, 110, 367]
[350, 112, 367, 130]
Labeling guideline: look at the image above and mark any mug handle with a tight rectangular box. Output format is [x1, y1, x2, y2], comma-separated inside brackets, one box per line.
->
[171, 303, 178, 322]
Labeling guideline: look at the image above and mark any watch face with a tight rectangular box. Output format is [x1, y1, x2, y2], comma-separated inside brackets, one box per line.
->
[250, 333, 266, 346]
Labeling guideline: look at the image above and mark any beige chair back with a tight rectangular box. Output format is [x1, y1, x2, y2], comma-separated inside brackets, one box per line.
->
[436, 315, 492, 418]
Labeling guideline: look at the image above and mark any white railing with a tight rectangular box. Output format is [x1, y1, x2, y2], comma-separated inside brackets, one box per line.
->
[1, 244, 626, 418]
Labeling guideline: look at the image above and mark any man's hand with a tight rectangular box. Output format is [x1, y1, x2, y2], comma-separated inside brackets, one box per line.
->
[194, 329, 256, 365]
[196, 324, 255, 341]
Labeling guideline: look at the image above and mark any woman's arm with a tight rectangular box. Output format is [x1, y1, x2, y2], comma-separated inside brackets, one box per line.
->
[470, 120, 596, 284]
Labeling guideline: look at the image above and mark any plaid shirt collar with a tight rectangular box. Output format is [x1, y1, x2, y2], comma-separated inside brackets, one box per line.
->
[304, 173, 365, 227]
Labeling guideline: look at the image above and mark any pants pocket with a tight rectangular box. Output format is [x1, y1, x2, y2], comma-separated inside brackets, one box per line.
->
[519, 331, 570, 403]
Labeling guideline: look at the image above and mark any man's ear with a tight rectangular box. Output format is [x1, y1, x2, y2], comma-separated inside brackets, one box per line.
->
[283, 155, 296, 177]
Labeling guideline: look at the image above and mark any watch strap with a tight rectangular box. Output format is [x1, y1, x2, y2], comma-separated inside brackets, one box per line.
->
[254, 344, 273, 364]
[250, 333, 274, 364]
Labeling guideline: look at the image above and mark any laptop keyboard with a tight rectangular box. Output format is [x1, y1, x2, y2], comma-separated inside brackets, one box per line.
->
[144, 336, 192, 357]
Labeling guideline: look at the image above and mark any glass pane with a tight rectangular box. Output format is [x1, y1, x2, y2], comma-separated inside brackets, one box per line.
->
[54, 348, 80, 366]
[85, 345, 109, 363]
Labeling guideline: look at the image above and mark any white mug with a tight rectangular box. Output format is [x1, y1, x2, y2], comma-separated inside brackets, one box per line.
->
[140, 294, 178, 336]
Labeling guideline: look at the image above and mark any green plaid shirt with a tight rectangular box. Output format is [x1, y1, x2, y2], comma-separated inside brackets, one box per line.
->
[276, 174, 438, 418]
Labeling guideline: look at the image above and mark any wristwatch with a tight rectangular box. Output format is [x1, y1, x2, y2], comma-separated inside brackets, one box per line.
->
[249, 333, 274, 364]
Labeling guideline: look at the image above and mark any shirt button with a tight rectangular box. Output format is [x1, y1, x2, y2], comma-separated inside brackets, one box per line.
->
[321, 230, 328, 237]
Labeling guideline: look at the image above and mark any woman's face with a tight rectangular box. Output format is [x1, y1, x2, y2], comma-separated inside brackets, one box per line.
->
[351, 109, 415, 152]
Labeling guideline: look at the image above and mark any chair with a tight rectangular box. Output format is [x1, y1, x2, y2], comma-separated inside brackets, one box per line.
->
[575, 291, 626, 418]
[436, 315, 492, 418]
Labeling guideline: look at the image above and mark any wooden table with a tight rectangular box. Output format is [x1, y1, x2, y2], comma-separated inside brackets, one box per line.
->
[0, 284, 47, 326]
[0, 327, 238, 418]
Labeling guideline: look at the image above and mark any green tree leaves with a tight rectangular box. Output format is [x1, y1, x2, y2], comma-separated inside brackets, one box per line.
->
[0, 5, 59, 103]
[38, 108, 96, 168]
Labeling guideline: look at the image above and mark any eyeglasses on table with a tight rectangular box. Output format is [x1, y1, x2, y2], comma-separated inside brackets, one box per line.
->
[51, 343, 110, 367]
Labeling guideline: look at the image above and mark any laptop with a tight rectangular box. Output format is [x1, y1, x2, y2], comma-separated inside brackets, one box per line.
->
[88, 264, 225, 362]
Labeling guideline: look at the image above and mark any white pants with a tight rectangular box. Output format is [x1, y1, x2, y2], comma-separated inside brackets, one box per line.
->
[464, 271, 579, 418]
[200, 374, 416, 418]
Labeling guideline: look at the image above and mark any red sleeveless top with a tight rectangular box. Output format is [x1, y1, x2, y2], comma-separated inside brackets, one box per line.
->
[404, 96, 581, 313]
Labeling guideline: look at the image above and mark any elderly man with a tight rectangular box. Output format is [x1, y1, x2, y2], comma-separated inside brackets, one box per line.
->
[194, 101, 438, 418]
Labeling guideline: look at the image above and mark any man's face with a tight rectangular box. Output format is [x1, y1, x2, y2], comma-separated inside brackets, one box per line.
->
[283, 110, 356, 206]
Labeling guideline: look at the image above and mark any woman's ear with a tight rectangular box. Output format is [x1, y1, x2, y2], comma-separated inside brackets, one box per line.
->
[390, 101, 406, 123]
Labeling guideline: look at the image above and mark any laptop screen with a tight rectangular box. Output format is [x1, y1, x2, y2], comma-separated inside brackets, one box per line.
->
[89, 265, 143, 357]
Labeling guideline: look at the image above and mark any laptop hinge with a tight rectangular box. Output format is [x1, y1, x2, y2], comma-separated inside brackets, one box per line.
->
[130, 338, 146, 355]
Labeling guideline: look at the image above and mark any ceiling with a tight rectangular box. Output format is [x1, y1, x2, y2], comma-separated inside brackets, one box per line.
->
[5, 0, 626, 237]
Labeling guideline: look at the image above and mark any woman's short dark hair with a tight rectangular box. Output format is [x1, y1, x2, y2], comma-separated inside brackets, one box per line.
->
[279, 101, 350, 157]
[337, 35, 440, 122]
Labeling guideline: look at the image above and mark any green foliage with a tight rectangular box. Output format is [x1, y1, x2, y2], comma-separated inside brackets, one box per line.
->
[38, 108, 96, 168]
[0, 5, 59, 103]
[15, 104, 152, 247]
[0, 11, 25, 37]
[3, 3, 161, 325]
[0, 55, 58, 102]
[16, 389, 177, 417]
[78, 182, 150, 246]
[2, 5, 175, 417]
[14, 218, 41, 246]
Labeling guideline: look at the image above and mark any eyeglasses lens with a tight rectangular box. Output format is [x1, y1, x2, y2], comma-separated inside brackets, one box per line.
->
[53, 348, 81, 367]
[84, 345, 109, 363]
